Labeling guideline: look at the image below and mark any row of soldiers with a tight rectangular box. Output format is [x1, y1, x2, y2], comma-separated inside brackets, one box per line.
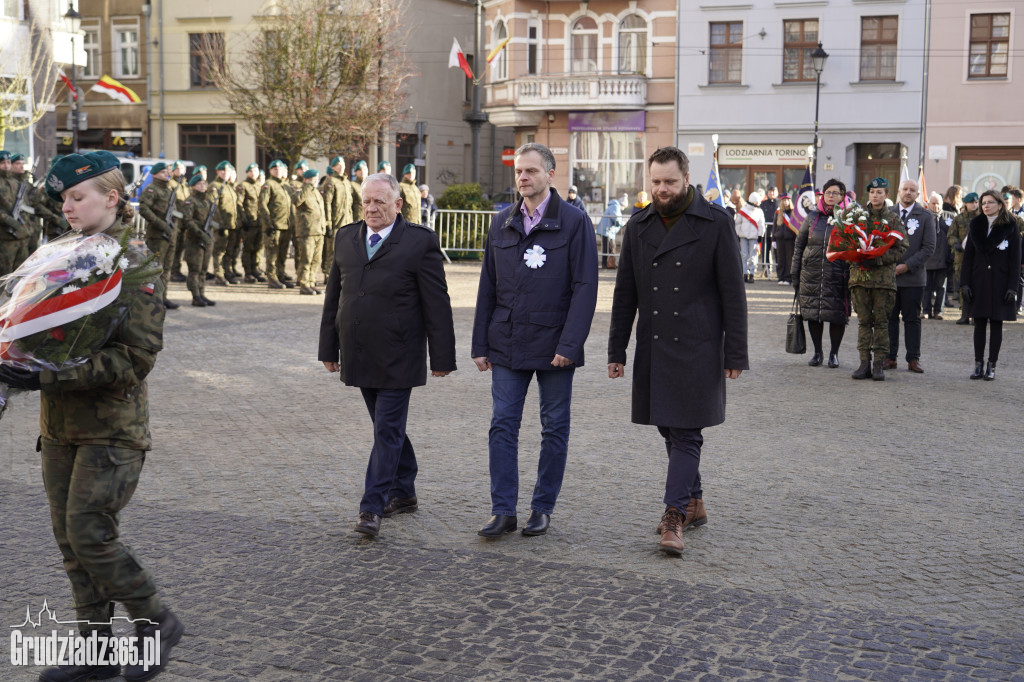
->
[140, 157, 424, 306]
[0, 151, 70, 279]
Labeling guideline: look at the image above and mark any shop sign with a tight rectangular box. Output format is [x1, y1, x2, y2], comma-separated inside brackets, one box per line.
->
[719, 145, 809, 165]
[568, 111, 645, 132]
[112, 130, 142, 147]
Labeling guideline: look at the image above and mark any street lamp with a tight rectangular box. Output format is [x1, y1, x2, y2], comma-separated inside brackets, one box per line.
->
[810, 42, 829, 186]
[63, 3, 83, 153]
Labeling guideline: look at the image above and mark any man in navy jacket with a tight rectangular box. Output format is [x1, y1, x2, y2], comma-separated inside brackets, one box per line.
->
[471, 143, 598, 538]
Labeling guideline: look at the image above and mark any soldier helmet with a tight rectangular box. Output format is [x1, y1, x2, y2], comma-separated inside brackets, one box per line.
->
[866, 177, 889, 191]
[963, 192, 979, 204]
[45, 151, 120, 202]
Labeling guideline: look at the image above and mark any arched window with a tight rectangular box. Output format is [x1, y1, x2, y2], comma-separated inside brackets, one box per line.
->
[618, 14, 648, 75]
[491, 19, 508, 81]
[571, 16, 598, 73]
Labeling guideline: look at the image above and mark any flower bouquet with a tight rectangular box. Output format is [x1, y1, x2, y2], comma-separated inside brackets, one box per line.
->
[825, 203, 904, 265]
[0, 231, 159, 420]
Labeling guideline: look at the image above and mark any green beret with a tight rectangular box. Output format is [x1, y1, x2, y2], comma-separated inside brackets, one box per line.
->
[150, 162, 168, 175]
[330, 156, 343, 167]
[10, 153, 25, 163]
[45, 151, 120, 202]
[268, 159, 286, 170]
[354, 160, 367, 171]
[866, 177, 889, 191]
[325, 167, 333, 176]
[963, 192, 979, 203]
[171, 160, 186, 171]
[0, 150, 10, 161]
[302, 169, 319, 179]
[402, 163, 415, 175]
[188, 174, 205, 187]
[246, 163, 259, 173]
[294, 160, 308, 170]
[377, 161, 390, 171]
[215, 160, 234, 171]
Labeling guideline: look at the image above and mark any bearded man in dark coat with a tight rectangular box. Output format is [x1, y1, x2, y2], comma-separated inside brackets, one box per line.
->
[607, 146, 748, 556]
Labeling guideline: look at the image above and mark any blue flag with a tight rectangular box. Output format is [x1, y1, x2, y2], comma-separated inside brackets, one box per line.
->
[705, 160, 725, 207]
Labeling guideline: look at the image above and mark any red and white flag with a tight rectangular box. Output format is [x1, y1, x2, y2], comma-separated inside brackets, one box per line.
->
[448, 37, 474, 80]
[56, 67, 77, 100]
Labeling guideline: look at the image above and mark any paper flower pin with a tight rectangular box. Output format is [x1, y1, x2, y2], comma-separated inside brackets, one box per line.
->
[906, 218, 919, 235]
[524, 245, 546, 269]
[997, 240, 1009, 251]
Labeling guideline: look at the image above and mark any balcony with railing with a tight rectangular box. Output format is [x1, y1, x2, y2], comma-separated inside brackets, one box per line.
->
[486, 74, 648, 112]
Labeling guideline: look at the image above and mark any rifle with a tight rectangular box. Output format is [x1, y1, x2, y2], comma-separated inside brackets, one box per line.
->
[11, 179, 37, 224]
[201, 185, 224, 238]
[125, 168, 151, 200]
[163, 190, 184, 240]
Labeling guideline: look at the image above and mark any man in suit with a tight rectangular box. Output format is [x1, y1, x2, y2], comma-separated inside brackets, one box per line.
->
[884, 180, 936, 374]
[318, 173, 457, 538]
[608, 146, 748, 556]
[471, 143, 598, 539]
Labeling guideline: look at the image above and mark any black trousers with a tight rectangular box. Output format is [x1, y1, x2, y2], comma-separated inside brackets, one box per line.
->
[656, 427, 703, 511]
[887, 286, 923, 361]
[924, 268, 948, 317]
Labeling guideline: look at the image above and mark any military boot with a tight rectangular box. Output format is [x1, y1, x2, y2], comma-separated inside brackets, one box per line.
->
[122, 609, 184, 682]
[267, 278, 285, 290]
[852, 354, 872, 380]
[39, 628, 120, 681]
[872, 357, 885, 381]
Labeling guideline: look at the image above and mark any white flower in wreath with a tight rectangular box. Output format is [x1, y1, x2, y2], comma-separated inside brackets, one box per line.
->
[997, 239, 1009, 251]
[906, 218, 919, 235]
[118, 256, 130, 271]
[524, 244, 547, 269]
[62, 284, 81, 295]
[73, 268, 92, 283]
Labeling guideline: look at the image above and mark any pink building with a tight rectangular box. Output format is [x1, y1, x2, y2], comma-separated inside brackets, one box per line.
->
[925, 4, 1023, 196]
[482, 0, 677, 216]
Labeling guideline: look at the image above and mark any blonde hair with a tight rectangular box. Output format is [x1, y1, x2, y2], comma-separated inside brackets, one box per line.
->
[88, 168, 134, 225]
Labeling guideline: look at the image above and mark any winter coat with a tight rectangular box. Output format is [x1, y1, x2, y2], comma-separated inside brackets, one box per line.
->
[890, 203, 936, 287]
[471, 189, 598, 369]
[734, 203, 765, 240]
[960, 214, 1022, 321]
[597, 198, 624, 237]
[791, 209, 850, 324]
[608, 191, 749, 429]
[774, 209, 798, 241]
[926, 210, 955, 270]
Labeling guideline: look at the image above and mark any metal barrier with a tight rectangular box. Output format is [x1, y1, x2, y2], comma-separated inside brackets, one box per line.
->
[434, 209, 495, 262]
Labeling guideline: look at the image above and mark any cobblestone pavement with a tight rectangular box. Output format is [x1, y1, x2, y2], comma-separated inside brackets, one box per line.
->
[3, 265, 1023, 681]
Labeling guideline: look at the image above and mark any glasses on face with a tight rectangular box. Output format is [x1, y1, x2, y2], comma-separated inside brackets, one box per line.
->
[823, 190, 843, 197]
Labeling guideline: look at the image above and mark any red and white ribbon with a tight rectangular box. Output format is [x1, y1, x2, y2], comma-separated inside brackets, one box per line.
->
[0, 270, 123, 343]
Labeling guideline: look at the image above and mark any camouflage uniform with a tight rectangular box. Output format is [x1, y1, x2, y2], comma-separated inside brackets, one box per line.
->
[259, 175, 293, 286]
[167, 176, 191, 279]
[0, 169, 35, 277]
[138, 177, 181, 300]
[208, 177, 238, 283]
[947, 208, 978, 300]
[849, 204, 908, 363]
[400, 177, 421, 225]
[237, 176, 264, 280]
[321, 172, 354, 276]
[37, 221, 166, 629]
[181, 189, 215, 302]
[351, 176, 364, 222]
[293, 182, 326, 291]
[31, 183, 70, 241]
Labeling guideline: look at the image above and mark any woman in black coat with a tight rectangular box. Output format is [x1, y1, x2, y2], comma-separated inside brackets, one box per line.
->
[791, 178, 850, 368]
[961, 190, 1022, 380]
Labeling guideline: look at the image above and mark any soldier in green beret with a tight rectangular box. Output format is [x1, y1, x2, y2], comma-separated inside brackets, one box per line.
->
[849, 177, 908, 380]
[320, 156, 355, 279]
[377, 159, 392, 175]
[167, 161, 191, 283]
[0, 151, 184, 682]
[294, 168, 326, 295]
[0, 152, 37, 275]
[259, 159, 294, 288]
[181, 174, 217, 306]
[138, 161, 182, 309]
[350, 160, 366, 221]
[949, 192, 979, 324]
[237, 162, 266, 282]
[209, 161, 239, 285]
[399, 163, 421, 224]
[31, 169, 71, 242]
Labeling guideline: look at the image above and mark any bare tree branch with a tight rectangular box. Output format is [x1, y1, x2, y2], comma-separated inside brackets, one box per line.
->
[0, 13, 59, 149]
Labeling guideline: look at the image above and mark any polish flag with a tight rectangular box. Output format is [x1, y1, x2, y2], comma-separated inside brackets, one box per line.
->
[448, 37, 474, 80]
[56, 67, 77, 100]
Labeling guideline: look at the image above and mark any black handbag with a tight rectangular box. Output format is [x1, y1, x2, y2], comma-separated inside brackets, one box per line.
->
[785, 296, 806, 354]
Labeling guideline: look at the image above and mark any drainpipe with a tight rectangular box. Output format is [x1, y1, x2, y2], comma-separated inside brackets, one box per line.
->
[158, 0, 165, 157]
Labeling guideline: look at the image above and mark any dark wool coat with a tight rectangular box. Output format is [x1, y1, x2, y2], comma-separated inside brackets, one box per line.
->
[890, 202, 936, 287]
[791, 209, 849, 324]
[961, 214, 1022, 321]
[318, 215, 457, 388]
[608, 192, 749, 429]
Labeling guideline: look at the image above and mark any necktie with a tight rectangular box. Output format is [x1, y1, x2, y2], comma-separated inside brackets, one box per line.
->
[369, 233, 381, 247]
[901, 209, 908, 223]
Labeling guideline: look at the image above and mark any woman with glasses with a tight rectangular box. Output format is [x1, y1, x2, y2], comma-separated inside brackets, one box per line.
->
[960, 190, 1021, 380]
[791, 179, 850, 368]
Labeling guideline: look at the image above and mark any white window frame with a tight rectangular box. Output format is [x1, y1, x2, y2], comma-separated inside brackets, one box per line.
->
[490, 18, 508, 82]
[527, 17, 541, 76]
[112, 19, 140, 79]
[617, 14, 649, 76]
[81, 23, 101, 79]
[2, 0, 23, 19]
[570, 16, 600, 74]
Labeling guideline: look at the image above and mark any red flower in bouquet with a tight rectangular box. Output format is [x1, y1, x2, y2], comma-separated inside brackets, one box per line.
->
[825, 204, 904, 266]
[49, 327, 65, 341]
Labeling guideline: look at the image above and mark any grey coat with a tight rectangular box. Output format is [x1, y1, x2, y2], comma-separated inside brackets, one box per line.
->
[608, 192, 749, 429]
[890, 203, 936, 287]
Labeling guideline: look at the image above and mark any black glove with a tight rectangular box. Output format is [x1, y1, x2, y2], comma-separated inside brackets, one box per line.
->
[0, 365, 42, 391]
[960, 286, 973, 304]
[1004, 290, 1017, 305]
[954, 243, 964, 252]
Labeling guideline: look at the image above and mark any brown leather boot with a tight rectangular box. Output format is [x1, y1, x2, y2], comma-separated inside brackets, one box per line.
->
[658, 507, 685, 555]
[657, 498, 709, 534]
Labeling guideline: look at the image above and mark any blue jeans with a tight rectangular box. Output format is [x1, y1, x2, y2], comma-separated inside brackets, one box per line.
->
[359, 387, 417, 516]
[656, 427, 704, 510]
[739, 238, 758, 276]
[489, 364, 576, 516]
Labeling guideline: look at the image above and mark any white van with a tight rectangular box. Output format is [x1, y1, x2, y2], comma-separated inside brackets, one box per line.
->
[119, 157, 194, 201]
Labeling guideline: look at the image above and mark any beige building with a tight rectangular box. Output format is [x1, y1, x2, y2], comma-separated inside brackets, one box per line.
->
[482, 0, 677, 214]
[924, 4, 1023, 195]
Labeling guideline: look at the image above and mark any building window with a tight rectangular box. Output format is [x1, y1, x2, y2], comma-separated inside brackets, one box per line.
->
[618, 14, 648, 75]
[113, 25, 140, 79]
[709, 22, 742, 84]
[783, 19, 818, 82]
[571, 131, 645, 218]
[527, 21, 539, 75]
[81, 26, 100, 79]
[179, 123, 236, 172]
[969, 13, 1010, 79]
[189, 33, 224, 88]
[860, 16, 898, 81]
[2, 0, 20, 18]
[571, 16, 599, 74]
[491, 19, 508, 81]
[957, 147, 1022, 194]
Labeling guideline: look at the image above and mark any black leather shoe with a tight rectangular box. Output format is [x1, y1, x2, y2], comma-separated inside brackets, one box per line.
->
[808, 352, 823, 367]
[283, 281, 297, 289]
[39, 629, 120, 681]
[354, 511, 381, 537]
[983, 361, 996, 381]
[191, 297, 206, 307]
[970, 361, 984, 380]
[521, 511, 550, 536]
[827, 351, 839, 368]
[382, 496, 418, 518]
[478, 514, 517, 537]
[122, 609, 184, 681]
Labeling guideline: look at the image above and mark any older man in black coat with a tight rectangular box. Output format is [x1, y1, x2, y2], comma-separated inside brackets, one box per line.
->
[319, 173, 457, 538]
[608, 147, 748, 556]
